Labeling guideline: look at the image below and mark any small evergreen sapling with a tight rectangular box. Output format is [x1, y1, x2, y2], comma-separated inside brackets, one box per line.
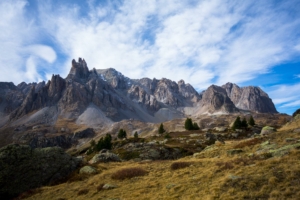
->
[134, 131, 139, 139]
[248, 115, 255, 126]
[158, 123, 166, 134]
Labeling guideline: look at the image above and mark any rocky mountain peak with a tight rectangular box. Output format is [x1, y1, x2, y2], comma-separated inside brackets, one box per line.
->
[222, 82, 277, 113]
[198, 85, 238, 114]
[96, 68, 130, 89]
[67, 58, 90, 80]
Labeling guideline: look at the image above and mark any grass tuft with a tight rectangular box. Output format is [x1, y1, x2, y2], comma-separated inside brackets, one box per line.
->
[170, 161, 191, 170]
[77, 189, 89, 196]
[111, 167, 148, 180]
[96, 183, 105, 192]
[233, 138, 261, 148]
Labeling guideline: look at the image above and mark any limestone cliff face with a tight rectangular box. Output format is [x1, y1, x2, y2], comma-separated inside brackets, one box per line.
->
[197, 85, 238, 114]
[222, 82, 277, 113]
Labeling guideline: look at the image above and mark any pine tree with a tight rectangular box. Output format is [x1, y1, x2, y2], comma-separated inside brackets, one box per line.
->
[95, 134, 113, 151]
[193, 122, 200, 130]
[232, 116, 242, 130]
[134, 131, 139, 139]
[118, 129, 127, 139]
[185, 118, 193, 130]
[248, 115, 255, 126]
[241, 117, 248, 128]
[103, 133, 112, 149]
[158, 123, 166, 134]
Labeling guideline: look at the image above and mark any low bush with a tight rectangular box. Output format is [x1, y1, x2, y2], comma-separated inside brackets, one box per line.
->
[111, 167, 148, 180]
[233, 138, 261, 148]
[170, 161, 191, 170]
[216, 161, 234, 171]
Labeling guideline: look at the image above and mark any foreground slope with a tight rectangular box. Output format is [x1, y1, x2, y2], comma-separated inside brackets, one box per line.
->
[23, 116, 300, 200]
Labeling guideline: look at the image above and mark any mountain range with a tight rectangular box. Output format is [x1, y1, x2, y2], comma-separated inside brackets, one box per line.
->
[0, 58, 277, 130]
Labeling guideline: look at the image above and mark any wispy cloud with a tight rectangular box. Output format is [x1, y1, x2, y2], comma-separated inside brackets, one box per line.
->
[0, 0, 57, 83]
[268, 83, 300, 111]
[35, 0, 300, 89]
[1, 0, 300, 113]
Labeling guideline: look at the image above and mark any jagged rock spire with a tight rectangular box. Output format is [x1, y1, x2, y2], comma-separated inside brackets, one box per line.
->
[67, 58, 90, 80]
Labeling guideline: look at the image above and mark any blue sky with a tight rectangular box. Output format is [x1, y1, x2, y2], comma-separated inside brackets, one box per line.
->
[0, 0, 300, 115]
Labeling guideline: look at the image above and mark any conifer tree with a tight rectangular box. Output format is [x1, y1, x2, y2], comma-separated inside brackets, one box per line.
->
[241, 117, 248, 128]
[118, 129, 127, 139]
[134, 131, 139, 139]
[185, 118, 193, 130]
[158, 123, 166, 134]
[248, 115, 255, 126]
[232, 116, 242, 130]
[193, 122, 200, 130]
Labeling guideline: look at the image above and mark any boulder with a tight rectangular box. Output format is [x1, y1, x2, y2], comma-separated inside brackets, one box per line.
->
[261, 126, 275, 135]
[227, 149, 243, 156]
[214, 127, 227, 132]
[293, 128, 300, 133]
[90, 150, 121, 163]
[0, 144, 80, 199]
[73, 128, 95, 139]
[79, 166, 97, 174]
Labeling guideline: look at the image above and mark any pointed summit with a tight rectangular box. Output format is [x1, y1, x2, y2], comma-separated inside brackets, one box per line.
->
[67, 58, 90, 80]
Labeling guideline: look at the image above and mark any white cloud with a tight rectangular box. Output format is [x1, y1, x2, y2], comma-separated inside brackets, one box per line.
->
[25, 45, 57, 63]
[268, 83, 300, 111]
[34, 0, 300, 91]
[0, 0, 57, 83]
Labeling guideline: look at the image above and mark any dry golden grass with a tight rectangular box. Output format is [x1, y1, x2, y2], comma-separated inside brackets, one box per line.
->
[24, 150, 300, 200]
[23, 117, 300, 200]
[233, 138, 262, 149]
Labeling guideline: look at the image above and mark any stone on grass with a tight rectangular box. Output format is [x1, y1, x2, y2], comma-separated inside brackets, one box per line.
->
[227, 149, 243, 156]
[79, 166, 97, 174]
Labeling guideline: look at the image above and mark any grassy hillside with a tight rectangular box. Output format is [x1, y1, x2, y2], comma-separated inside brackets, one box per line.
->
[19, 116, 300, 200]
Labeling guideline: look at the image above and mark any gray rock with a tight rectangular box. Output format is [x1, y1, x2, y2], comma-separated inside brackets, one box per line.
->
[285, 138, 296, 142]
[261, 126, 275, 135]
[90, 150, 121, 163]
[166, 183, 176, 189]
[227, 149, 243, 156]
[0, 144, 80, 198]
[294, 128, 300, 133]
[214, 127, 227, 132]
[102, 183, 118, 190]
[79, 166, 97, 174]
[231, 133, 239, 138]
[73, 128, 95, 139]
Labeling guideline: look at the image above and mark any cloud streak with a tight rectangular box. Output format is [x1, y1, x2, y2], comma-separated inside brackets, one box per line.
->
[1, 0, 300, 114]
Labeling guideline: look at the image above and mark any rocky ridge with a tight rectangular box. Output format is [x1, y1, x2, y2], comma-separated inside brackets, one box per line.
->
[0, 58, 279, 148]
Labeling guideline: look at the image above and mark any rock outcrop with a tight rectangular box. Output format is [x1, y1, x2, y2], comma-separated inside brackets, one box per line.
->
[0, 144, 80, 199]
[196, 85, 238, 114]
[222, 82, 277, 113]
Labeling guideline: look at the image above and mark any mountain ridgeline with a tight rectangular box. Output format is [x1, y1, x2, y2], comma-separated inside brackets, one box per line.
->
[0, 58, 277, 129]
